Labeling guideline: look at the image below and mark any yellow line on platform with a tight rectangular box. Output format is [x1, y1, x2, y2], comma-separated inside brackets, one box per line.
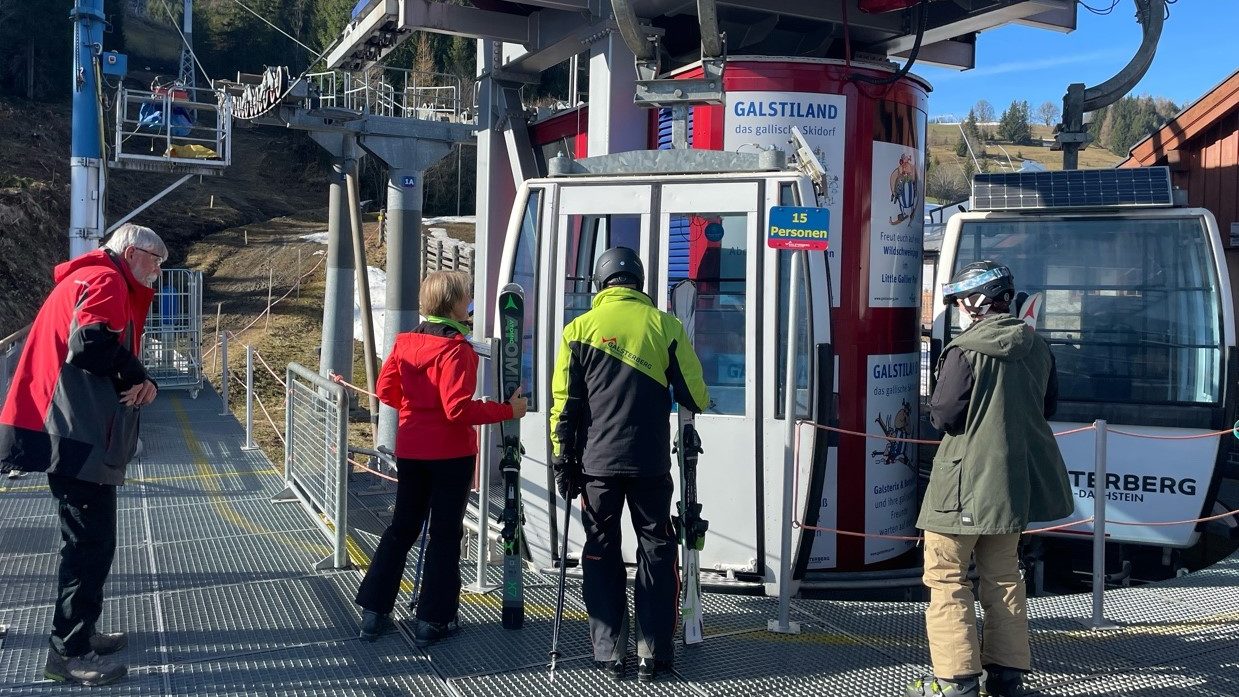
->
[170, 395, 331, 558]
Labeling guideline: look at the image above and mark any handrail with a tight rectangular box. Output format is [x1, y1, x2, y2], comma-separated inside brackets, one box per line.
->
[1, 324, 32, 352]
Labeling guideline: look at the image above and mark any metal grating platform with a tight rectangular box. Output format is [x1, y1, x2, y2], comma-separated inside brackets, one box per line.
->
[2, 389, 1239, 695]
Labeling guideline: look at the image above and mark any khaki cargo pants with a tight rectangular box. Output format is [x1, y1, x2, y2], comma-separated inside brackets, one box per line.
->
[922, 531, 1031, 680]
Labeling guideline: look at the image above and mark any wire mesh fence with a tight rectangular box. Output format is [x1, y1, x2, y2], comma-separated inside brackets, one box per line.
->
[142, 268, 204, 395]
[276, 362, 350, 570]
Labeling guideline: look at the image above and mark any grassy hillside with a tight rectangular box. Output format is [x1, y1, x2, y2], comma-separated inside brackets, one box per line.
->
[927, 123, 1125, 174]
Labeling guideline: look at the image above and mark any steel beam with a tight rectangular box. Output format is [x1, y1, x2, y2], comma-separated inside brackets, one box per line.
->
[894, 35, 975, 71]
[403, 0, 533, 43]
[870, 0, 1071, 55]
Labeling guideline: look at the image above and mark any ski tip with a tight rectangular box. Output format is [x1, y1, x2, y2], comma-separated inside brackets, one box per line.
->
[501, 607, 525, 629]
[499, 282, 525, 296]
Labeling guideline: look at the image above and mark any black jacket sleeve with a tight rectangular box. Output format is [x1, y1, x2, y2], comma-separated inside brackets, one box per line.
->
[66, 322, 150, 389]
[929, 347, 973, 436]
[1044, 351, 1059, 419]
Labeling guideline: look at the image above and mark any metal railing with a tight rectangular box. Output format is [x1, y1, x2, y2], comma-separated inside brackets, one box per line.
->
[0, 325, 30, 407]
[141, 269, 203, 396]
[113, 83, 232, 170]
[274, 362, 350, 570]
[307, 66, 474, 123]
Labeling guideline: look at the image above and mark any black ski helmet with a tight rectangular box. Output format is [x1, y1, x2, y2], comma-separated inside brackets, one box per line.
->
[593, 246, 645, 291]
[942, 260, 1015, 307]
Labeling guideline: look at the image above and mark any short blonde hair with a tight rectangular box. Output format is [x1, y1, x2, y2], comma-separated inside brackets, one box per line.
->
[420, 271, 473, 317]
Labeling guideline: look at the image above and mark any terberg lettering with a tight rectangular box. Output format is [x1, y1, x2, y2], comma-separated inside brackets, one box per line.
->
[1068, 470, 1197, 496]
[733, 101, 839, 119]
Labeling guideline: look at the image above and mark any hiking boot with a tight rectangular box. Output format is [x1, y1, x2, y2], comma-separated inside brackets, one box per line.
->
[88, 632, 128, 656]
[358, 610, 392, 642]
[44, 649, 127, 687]
[594, 659, 625, 682]
[906, 675, 980, 697]
[982, 665, 1029, 696]
[637, 657, 673, 683]
[412, 617, 459, 648]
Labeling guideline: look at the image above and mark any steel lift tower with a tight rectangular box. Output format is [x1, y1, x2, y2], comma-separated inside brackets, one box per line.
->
[69, 0, 108, 258]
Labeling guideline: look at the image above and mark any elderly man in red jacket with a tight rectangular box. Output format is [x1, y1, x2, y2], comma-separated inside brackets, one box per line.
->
[0, 223, 164, 687]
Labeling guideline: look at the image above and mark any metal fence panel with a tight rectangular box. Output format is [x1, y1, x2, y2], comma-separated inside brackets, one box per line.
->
[276, 362, 349, 570]
[142, 269, 203, 396]
[0, 328, 28, 407]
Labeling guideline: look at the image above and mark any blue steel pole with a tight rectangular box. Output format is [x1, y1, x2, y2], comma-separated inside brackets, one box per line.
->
[69, 0, 107, 259]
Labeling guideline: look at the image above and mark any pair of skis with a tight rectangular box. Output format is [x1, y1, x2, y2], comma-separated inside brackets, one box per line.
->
[497, 284, 526, 630]
[671, 279, 708, 646]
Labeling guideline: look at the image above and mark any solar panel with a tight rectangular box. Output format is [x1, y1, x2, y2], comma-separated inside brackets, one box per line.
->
[970, 166, 1174, 211]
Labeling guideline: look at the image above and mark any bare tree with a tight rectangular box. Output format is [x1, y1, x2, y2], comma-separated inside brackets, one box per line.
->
[973, 99, 995, 125]
[1037, 101, 1059, 127]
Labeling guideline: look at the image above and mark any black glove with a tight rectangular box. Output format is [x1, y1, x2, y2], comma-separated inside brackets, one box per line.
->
[553, 455, 583, 499]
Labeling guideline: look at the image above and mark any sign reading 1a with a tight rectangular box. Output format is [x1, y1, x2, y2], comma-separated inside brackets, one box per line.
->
[767, 206, 829, 251]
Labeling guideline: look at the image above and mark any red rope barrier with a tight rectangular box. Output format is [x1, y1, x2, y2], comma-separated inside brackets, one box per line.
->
[1105, 426, 1235, 440]
[330, 372, 379, 400]
[348, 456, 398, 483]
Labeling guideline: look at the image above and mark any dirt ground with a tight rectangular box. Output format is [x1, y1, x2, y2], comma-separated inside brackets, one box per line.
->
[0, 96, 323, 337]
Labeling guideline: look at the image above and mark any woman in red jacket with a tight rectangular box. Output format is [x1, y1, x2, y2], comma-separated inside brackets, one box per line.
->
[356, 271, 527, 647]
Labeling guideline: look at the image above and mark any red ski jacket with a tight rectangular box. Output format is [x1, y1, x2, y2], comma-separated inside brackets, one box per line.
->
[377, 321, 512, 460]
[0, 250, 156, 485]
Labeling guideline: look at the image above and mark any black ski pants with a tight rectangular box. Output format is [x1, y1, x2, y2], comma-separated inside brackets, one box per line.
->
[355, 455, 473, 624]
[48, 474, 118, 657]
[580, 473, 677, 662]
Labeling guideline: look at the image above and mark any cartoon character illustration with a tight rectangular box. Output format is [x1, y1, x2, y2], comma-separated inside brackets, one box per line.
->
[888, 152, 920, 226]
[871, 399, 914, 468]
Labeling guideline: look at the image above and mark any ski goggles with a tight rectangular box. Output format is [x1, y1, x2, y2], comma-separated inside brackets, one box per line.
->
[942, 266, 1011, 302]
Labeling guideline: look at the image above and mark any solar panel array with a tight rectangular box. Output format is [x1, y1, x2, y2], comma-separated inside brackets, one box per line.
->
[971, 166, 1173, 211]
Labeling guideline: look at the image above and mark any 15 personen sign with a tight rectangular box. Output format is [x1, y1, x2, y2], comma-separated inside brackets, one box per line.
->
[768, 206, 830, 251]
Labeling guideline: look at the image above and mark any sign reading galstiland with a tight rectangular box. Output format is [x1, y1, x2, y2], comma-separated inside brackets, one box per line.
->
[768, 206, 830, 251]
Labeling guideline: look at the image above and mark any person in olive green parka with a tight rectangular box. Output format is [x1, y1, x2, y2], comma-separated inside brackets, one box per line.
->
[906, 261, 1073, 697]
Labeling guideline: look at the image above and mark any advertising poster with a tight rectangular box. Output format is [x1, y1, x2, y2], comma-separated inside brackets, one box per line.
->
[724, 91, 846, 306]
[806, 447, 839, 569]
[868, 140, 924, 307]
[865, 353, 920, 563]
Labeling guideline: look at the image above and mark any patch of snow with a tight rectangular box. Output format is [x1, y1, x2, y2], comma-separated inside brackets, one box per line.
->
[421, 215, 476, 226]
[300, 231, 329, 244]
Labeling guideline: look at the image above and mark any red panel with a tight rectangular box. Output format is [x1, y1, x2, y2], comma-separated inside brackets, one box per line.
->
[530, 106, 589, 146]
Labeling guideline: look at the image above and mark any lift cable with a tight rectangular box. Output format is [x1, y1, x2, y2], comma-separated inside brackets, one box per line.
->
[1077, 0, 1121, 16]
[229, 0, 321, 57]
[848, 0, 929, 87]
[159, 0, 214, 87]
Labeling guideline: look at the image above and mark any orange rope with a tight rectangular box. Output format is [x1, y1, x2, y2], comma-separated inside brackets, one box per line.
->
[331, 372, 379, 400]
[348, 456, 398, 483]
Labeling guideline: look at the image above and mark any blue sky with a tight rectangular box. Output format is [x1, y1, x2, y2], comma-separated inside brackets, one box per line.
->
[916, 0, 1239, 121]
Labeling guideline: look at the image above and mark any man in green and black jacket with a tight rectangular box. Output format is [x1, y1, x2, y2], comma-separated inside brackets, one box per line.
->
[549, 247, 709, 683]
[907, 261, 1073, 697]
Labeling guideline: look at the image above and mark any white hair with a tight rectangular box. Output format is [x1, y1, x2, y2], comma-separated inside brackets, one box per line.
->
[104, 224, 167, 260]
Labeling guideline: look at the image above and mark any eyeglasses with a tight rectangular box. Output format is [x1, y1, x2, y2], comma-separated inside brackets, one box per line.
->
[133, 247, 166, 265]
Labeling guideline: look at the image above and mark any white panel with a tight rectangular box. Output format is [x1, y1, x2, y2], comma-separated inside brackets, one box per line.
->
[558, 184, 652, 215]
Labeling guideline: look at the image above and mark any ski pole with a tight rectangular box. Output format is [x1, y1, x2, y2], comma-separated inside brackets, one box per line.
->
[548, 489, 573, 683]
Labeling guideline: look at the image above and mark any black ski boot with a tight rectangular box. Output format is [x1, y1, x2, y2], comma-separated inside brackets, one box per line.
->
[412, 617, 460, 648]
[594, 659, 625, 682]
[982, 665, 1029, 696]
[905, 675, 980, 697]
[359, 610, 392, 642]
[637, 657, 673, 683]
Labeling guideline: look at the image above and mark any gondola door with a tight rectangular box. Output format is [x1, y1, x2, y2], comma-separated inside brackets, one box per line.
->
[656, 180, 763, 574]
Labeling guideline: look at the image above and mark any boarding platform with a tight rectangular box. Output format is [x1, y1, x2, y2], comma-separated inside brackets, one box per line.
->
[2, 388, 1239, 696]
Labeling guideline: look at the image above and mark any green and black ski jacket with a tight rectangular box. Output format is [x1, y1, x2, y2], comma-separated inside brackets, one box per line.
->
[550, 286, 710, 477]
